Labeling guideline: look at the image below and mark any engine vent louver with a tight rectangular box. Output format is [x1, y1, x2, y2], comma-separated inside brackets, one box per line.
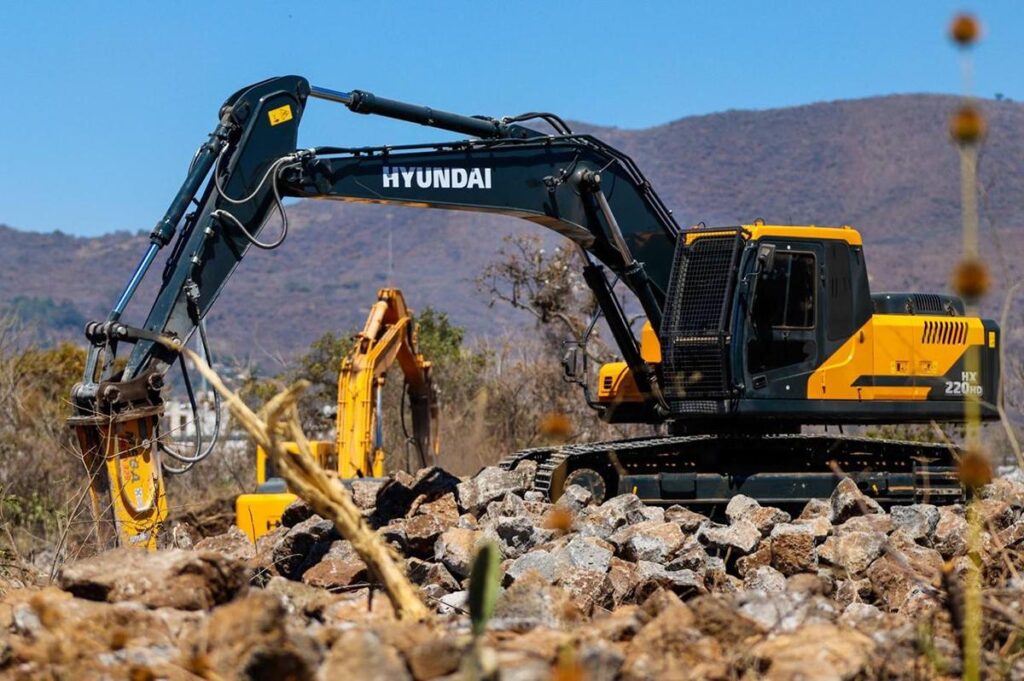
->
[922, 320, 968, 345]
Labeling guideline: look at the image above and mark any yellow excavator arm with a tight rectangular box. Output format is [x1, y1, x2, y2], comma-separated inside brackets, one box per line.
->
[237, 288, 439, 540]
[337, 288, 439, 477]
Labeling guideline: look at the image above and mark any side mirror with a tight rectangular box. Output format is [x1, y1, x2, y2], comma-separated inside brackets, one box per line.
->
[748, 243, 776, 314]
[561, 341, 588, 385]
[755, 243, 776, 276]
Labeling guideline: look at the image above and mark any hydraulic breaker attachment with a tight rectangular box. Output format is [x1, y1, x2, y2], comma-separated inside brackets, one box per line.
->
[69, 406, 168, 550]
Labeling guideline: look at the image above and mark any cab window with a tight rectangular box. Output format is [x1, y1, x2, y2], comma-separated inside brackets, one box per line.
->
[751, 252, 816, 329]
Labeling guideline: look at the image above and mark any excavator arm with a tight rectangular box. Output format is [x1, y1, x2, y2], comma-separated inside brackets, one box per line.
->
[337, 288, 438, 478]
[77, 76, 678, 399]
[70, 75, 680, 548]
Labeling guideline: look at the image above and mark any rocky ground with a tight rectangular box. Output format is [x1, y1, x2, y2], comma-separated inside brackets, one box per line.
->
[4, 462, 1024, 680]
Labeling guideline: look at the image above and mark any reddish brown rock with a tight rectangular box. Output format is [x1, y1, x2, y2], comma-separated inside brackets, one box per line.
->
[620, 600, 725, 680]
[302, 541, 368, 590]
[403, 513, 450, 558]
[189, 591, 322, 679]
[750, 622, 874, 681]
[830, 478, 884, 524]
[57, 548, 249, 611]
[769, 524, 817, 576]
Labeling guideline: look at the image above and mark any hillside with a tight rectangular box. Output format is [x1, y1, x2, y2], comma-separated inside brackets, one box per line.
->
[2, 94, 1023, 363]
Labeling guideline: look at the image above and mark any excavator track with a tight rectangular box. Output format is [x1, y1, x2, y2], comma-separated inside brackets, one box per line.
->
[499, 433, 964, 508]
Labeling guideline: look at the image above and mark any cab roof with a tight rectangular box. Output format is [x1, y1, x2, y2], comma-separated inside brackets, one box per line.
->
[685, 223, 863, 246]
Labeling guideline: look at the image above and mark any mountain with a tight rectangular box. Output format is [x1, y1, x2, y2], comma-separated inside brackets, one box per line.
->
[3, 94, 1023, 363]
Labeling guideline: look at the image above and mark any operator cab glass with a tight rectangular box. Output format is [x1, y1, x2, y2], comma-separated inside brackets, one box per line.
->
[745, 241, 822, 390]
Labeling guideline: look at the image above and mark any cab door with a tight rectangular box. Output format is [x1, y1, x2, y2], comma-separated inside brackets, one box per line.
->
[744, 240, 824, 397]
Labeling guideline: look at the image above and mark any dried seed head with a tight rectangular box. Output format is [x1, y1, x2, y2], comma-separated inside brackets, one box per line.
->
[544, 507, 575, 532]
[539, 412, 573, 443]
[951, 257, 991, 300]
[959, 446, 992, 490]
[28, 592, 60, 629]
[552, 644, 584, 681]
[109, 627, 130, 650]
[949, 14, 981, 46]
[128, 666, 156, 681]
[949, 105, 987, 145]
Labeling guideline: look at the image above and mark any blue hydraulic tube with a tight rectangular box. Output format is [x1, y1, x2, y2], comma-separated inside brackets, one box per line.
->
[110, 242, 159, 321]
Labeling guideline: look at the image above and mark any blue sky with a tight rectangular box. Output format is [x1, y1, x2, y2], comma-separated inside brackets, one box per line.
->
[1, 1, 1019, 236]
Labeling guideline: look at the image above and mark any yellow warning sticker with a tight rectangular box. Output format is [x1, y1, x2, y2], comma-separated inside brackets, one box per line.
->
[989, 331, 997, 348]
[268, 104, 293, 126]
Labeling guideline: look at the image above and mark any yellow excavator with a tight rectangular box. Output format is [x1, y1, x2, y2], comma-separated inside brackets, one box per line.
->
[234, 288, 438, 540]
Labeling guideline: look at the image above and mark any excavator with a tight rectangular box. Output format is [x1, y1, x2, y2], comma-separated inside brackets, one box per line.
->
[234, 288, 438, 541]
[68, 75, 1000, 549]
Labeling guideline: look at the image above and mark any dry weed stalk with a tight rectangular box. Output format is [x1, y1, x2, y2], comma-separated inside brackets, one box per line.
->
[175, 343, 430, 622]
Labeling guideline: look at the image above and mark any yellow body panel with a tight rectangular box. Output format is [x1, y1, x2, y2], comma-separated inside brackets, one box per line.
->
[235, 492, 297, 542]
[597, 362, 643, 402]
[808, 314, 985, 400]
[640, 321, 661, 363]
[241, 440, 336, 541]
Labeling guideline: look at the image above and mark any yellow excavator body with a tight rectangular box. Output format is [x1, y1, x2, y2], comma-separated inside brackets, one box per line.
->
[235, 288, 438, 541]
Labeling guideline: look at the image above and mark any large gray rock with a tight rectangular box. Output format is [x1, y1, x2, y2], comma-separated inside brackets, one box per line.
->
[484, 514, 548, 559]
[556, 569, 614, 614]
[738, 590, 837, 633]
[743, 565, 787, 592]
[374, 467, 460, 524]
[561, 535, 614, 574]
[317, 628, 411, 681]
[506, 550, 561, 583]
[698, 520, 761, 555]
[492, 572, 581, 630]
[194, 526, 256, 563]
[666, 538, 709, 573]
[280, 499, 315, 528]
[610, 520, 685, 563]
[664, 505, 709, 533]
[634, 561, 704, 599]
[829, 478, 884, 524]
[577, 494, 649, 540]
[456, 466, 526, 515]
[890, 504, 940, 543]
[406, 557, 460, 592]
[818, 531, 885, 575]
[725, 494, 761, 523]
[798, 498, 832, 520]
[557, 484, 594, 513]
[272, 515, 338, 579]
[433, 527, 482, 578]
[349, 478, 385, 511]
[402, 513, 451, 558]
[933, 505, 969, 558]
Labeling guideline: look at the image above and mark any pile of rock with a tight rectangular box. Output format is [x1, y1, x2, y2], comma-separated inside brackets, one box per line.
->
[4, 463, 1024, 680]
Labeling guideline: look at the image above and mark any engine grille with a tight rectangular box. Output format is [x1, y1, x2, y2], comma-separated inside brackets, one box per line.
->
[660, 232, 744, 404]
